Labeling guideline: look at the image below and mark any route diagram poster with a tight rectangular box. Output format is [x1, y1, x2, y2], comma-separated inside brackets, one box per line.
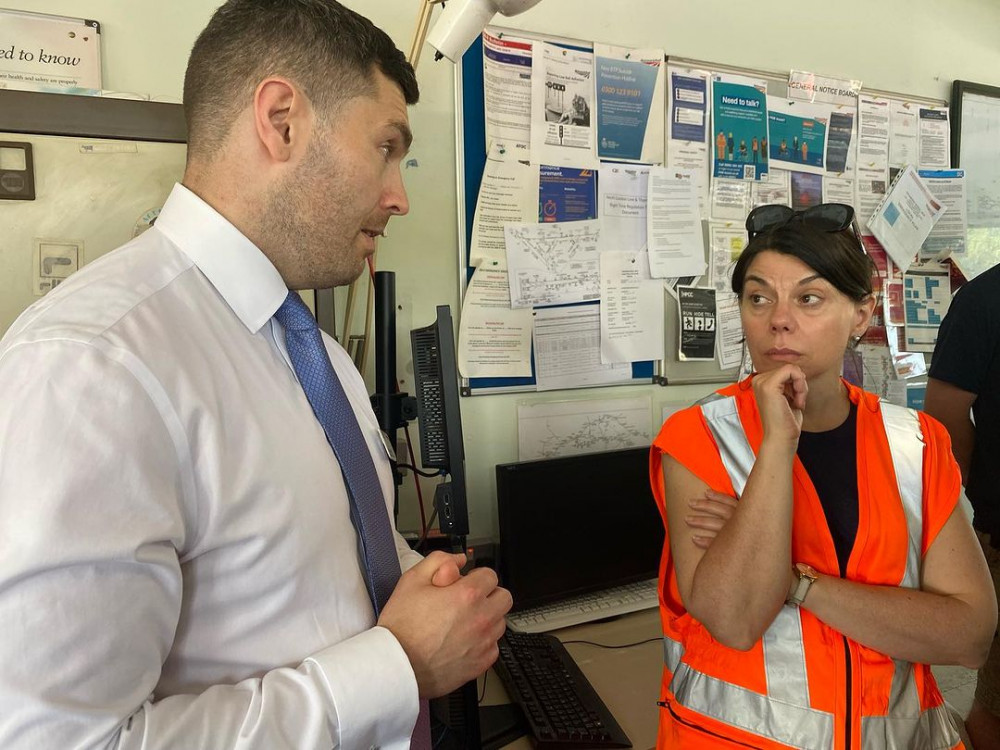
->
[517, 396, 652, 460]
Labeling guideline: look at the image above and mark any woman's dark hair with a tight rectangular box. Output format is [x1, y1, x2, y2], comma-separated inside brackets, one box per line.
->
[731, 221, 876, 302]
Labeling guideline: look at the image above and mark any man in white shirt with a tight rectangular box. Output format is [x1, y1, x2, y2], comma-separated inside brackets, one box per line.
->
[0, 1, 512, 748]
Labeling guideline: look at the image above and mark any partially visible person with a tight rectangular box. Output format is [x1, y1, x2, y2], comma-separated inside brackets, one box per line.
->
[649, 203, 996, 748]
[0, 1, 511, 748]
[926, 262, 1000, 750]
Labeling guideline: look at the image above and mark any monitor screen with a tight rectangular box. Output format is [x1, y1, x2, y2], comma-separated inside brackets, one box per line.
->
[496, 446, 665, 611]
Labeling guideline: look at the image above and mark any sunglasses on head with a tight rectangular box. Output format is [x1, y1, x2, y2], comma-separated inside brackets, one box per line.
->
[745, 203, 865, 253]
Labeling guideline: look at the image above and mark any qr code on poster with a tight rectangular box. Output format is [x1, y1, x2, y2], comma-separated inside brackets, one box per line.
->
[743, 165, 756, 180]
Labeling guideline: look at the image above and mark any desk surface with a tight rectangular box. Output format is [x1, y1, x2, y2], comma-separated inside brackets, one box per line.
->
[482, 609, 662, 750]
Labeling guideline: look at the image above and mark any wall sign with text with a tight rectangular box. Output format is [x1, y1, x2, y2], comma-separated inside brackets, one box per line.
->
[0, 9, 102, 93]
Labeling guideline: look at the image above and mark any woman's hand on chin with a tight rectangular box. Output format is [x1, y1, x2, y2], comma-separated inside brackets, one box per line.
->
[752, 364, 807, 445]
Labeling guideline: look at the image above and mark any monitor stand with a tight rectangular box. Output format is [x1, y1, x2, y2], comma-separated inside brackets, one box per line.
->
[431, 688, 527, 749]
[480, 703, 528, 749]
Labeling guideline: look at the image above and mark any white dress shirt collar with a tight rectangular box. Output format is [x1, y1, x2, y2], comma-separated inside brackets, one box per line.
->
[154, 183, 288, 334]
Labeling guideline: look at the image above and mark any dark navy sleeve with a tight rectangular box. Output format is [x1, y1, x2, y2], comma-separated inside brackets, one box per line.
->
[928, 268, 1000, 396]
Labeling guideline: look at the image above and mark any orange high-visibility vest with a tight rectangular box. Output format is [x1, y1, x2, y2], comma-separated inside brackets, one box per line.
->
[649, 379, 964, 750]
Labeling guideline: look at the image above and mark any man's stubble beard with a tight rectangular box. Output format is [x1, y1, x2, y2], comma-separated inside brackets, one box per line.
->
[256, 137, 362, 290]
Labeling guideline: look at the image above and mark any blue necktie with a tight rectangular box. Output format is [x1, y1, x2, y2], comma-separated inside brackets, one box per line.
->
[274, 291, 431, 748]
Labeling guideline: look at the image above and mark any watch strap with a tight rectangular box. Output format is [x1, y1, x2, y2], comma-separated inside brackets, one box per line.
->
[787, 565, 818, 606]
[788, 575, 813, 606]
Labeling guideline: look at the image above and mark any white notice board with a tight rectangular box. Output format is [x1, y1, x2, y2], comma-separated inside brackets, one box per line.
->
[0, 9, 102, 93]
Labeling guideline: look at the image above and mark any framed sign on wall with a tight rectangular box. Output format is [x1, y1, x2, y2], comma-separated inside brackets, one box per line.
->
[952, 79, 1000, 279]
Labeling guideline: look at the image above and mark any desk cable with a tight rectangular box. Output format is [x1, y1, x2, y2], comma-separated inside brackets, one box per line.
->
[561, 636, 662, 649]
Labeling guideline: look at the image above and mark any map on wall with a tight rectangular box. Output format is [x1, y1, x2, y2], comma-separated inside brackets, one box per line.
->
[517, 395, 652, 460]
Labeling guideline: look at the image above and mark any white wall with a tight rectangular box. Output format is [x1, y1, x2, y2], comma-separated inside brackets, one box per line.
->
[7, 0, 1000, 538]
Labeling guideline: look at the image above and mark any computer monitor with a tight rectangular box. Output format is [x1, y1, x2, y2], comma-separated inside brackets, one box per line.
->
[496, 447, 665, 611]
[410, 305, 469, 539]
[409, 306, 484, 748]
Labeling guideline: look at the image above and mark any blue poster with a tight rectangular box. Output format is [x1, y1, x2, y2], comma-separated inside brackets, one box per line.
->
[768, 106, 827, 173]
[906, 383, 926, 411]
[712, 79, 768, 181]
[595, 52, 661, 161]
[538, 165, 598, 222]
[670, 72, 707, 142]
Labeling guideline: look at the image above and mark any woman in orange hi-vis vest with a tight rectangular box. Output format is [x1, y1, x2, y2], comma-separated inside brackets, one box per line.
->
[650, 203, 997, 750]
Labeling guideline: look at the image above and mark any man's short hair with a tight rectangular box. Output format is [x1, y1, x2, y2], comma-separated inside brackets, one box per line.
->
[183, 0, 419, 161]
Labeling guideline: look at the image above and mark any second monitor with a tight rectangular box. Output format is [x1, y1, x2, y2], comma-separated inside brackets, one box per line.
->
[496, 446, 665, 616]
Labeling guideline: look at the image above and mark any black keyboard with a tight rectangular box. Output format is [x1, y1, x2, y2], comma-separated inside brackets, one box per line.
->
[494, 630, 632, 748]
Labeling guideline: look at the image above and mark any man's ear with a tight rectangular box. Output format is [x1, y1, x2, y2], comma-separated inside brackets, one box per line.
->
[252, 76, 311, 163]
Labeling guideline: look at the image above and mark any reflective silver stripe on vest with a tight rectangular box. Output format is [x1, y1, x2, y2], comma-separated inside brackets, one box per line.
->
[663, 632, 684, 673]
[871, 405, 961, 746]
[879, 403, 924, 589]
[663, 633, 833, 749]
[861, 661, 961, 749]
[763, 606, 810, 706]
[700, 395, 756, 497]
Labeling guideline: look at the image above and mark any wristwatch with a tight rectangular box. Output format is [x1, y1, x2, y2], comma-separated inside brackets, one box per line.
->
[787, 563, 819, 607]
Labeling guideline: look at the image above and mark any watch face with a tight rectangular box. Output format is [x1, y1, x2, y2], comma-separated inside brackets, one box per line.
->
[796, 563, 818, 580]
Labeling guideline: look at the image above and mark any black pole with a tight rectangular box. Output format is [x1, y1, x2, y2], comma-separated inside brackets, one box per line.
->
[372, 270, 404, 522]
[374, 270, 396, 436]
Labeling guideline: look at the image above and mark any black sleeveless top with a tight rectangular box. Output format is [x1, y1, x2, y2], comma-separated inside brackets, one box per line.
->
[796, 403, 859, 577]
